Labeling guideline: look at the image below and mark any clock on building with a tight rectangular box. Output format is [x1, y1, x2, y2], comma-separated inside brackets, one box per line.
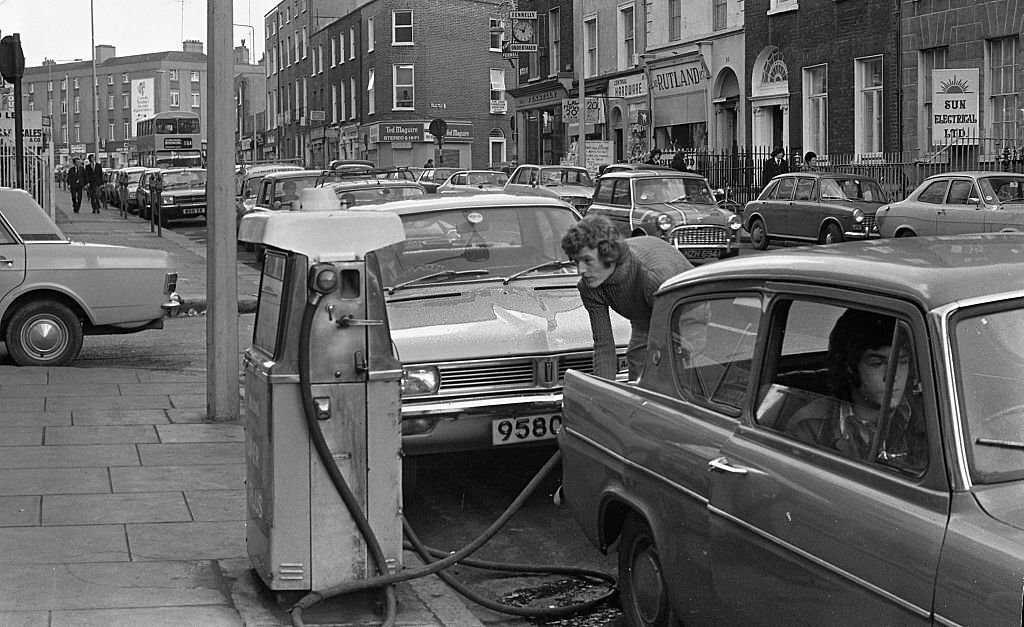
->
[512, 20, 534, 43]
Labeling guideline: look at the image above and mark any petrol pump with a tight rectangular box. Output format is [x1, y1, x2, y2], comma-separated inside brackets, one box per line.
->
[239, 208, 406, 593]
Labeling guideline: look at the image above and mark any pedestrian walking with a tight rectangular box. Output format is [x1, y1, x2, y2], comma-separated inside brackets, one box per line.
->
[761, 147, 789, 189]
[645, 148, 663, 165]
[116, 169, 130, 218]
[423, 158, 434, 168]
[84, 154, 104, 214]
[561, 214, 693, 381]
[66, 158, 85, 213]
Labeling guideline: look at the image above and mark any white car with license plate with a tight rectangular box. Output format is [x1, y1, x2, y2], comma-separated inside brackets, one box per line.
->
[351, 194, 630, 455]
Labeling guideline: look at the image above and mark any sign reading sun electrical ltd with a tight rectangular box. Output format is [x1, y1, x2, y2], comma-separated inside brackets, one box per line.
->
[931, 69, 979, 145]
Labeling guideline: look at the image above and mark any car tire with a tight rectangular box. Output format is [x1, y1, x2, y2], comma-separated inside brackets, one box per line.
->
[619, 512, 676, 627]
[821, 223, 844, 245]
[748, 218, 769, 251]
[5, 300, 84, 367]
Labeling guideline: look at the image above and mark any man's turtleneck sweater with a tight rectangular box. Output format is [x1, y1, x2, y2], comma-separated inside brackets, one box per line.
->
[578, 236, 692, 378]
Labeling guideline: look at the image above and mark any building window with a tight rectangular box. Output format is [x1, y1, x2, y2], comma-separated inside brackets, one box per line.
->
[61, 100, 67, 114]
[74, 96, 80, 113]
[74, 124, 80, 142]
[669, 0, 681, 41]
[393, 64, 414, 109]
[548, 8, 560, 76]
[122, 73, 129, 84]
[490, 67, 506, 106]
[331, 38, 337, 66]
[108, 122, 115, 140]
[170, 90, 180, 107]
[367, 68, 376, 114]
[349, 27, 356, 59]
[48, 80, 53, 92]
[169, 69, 178, 81]
[367, 17, 375, 52]
[769, 0, 799, 12]
[713, 0, 727, 30]
[106, 74, 114, 86]
[350, 77, 356, 119]
[123, 120, 131, 137]
[528, 50, 540, 80]
[855, 56, 884, 155]
[340, 33, 347, 63]
[489, 18, 502, 52]
[619, 5, 635, 71]
[285, 37, 292, 65]
[393, 10, 413, 45]
[190, 70, 200, 82]
[294, 35, 300, 64]
[339, 80, 346, 120]
[107, 94, 114, 110]
[584, 17, 597, 78]
[318, 45, 324, 74]
[122, 94, 129, 108]
[302, 27, 308, 58]
[803, 64, 828, 155]
[192, 92, 200, 108]
[988, 36, 1019, 142]
[918, 47, 947, 149]
[73, 77, 79, 90]
[332, 83, 338, 123]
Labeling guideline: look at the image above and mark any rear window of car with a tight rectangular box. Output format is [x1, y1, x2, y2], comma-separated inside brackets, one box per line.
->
[917, 180, 949, 204]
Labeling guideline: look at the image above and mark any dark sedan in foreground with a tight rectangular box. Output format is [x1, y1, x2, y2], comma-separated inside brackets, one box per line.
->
[560, 233, 1024, 626]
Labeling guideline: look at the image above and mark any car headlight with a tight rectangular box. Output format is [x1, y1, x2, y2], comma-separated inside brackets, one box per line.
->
[163, 196, 175, 205]
[728, 214, 742, 230]
[656, 213, 673, 231]
[401, 366, 440, 396]
[852, 208, 864, 223]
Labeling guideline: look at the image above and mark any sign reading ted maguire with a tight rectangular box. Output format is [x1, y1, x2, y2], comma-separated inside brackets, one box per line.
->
[931, 68, 980, 145]
[369, 122, 476, 144]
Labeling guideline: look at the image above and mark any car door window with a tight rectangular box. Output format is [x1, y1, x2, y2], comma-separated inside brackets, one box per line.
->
[610, 180, 631, 206]
[592, 180, 613, 204]
[819, 178, 843, 199]
[947, 180, 977, 205]
[770, 178, 796, 200]
[917, 180, 949, 204]
[672, 296, 761, 412]
[757, 300, 928, 476]
[794, 178, 814, 201]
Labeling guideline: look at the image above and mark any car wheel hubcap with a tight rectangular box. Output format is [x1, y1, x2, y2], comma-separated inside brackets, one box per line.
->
[21, 315, 69, 360]
[632, 544, 666, 623]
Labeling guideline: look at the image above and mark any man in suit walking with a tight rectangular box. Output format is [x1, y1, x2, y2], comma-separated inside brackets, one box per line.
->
[85, 154, 104, 214]
[66, 158, 85, 213]
[761, 147, 789, 190]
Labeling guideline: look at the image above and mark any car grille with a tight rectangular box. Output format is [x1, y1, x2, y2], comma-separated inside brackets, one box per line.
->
[436, 353, 597, 393]
[669, 225, 729, 246]
[171, 193, 206, 207]
[861, 215, 877, 231]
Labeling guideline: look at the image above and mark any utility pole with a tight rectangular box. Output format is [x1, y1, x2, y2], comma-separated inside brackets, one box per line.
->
[207, 0, 239, 420]
[574, 0, 586, 171]
[90, 0, 101, 161]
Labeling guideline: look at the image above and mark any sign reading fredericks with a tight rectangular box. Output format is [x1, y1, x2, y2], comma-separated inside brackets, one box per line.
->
[931, 68, 979, 145]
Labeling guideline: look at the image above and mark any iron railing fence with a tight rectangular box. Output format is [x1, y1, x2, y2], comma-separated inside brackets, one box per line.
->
[1, 145, 51, 209]
[651, 137, 1024, 207]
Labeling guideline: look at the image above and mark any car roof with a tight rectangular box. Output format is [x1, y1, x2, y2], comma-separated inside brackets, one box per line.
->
[261, 169, 325, 181]
[159, 167, 205, 174]
[773, 171, 878, 180]
[599, 169, 705, 179]
[326, 178, 424, 190]
[923, 170, 1024, 180]
[661, 233, 1024, 310]
[349, 192, 572, 216]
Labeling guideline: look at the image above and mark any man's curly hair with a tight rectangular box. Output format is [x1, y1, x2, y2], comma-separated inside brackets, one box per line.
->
[561, 215, 627, 265]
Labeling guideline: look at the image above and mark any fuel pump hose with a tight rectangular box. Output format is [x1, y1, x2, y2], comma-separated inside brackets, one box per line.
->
[291, 295, 617, 624]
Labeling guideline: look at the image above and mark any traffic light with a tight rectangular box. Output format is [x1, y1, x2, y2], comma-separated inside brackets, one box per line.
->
[0, 34, 25, 83]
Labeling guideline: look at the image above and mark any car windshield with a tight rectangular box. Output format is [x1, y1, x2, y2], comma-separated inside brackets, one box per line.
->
[819, 178, 885, 201]
[426, 168, 458, 183]
[374, 205, 579, 291]
[635, 177, 715, 205]
[953, 300, 1024, 483]
[466, 172, 508, 186]
[539, 168, 593, 187]
[162, 170, 206, 189]
[332, 185, 425, 207]
[980, 176, 1024, 204]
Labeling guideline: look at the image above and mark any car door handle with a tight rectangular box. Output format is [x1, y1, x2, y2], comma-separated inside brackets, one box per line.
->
[0, 256, 14, 267]
[707, 456, 749, 475]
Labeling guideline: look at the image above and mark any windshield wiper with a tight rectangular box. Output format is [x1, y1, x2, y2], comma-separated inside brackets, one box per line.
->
[387, 269, 490, 294]
[502, 259, 575, 284]
[668, 196, 692, 204]
[976, 438, 1024, 450]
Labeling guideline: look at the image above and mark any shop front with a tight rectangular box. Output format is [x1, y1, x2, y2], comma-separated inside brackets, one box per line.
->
[648, 55, 710, 155]
[510, 83, 569, 165]
[609, 73, 650, 162]
[366, 121, 474, 169]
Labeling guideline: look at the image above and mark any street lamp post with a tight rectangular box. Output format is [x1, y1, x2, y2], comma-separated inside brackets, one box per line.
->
[89, 0, 101, 162]
[234, 23, 258, 163]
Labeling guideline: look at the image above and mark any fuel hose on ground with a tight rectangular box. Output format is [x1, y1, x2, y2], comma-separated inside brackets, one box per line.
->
[292, 294, 617, 626]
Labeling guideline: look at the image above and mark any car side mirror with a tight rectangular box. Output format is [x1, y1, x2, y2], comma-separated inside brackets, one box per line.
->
[968, 197, 981, 206]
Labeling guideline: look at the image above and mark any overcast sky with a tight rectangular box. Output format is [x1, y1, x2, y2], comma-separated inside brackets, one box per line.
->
[1, 0, 277, 67]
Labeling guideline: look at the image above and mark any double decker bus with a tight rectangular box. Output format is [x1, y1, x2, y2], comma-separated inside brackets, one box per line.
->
[135, 111, 204, 167]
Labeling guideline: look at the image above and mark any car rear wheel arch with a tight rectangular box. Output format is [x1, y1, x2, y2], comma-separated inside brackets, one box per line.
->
[894, 227, 917, 238]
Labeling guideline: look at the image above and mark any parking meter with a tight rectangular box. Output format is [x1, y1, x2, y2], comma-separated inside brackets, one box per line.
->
[239, 210, 405, 592]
